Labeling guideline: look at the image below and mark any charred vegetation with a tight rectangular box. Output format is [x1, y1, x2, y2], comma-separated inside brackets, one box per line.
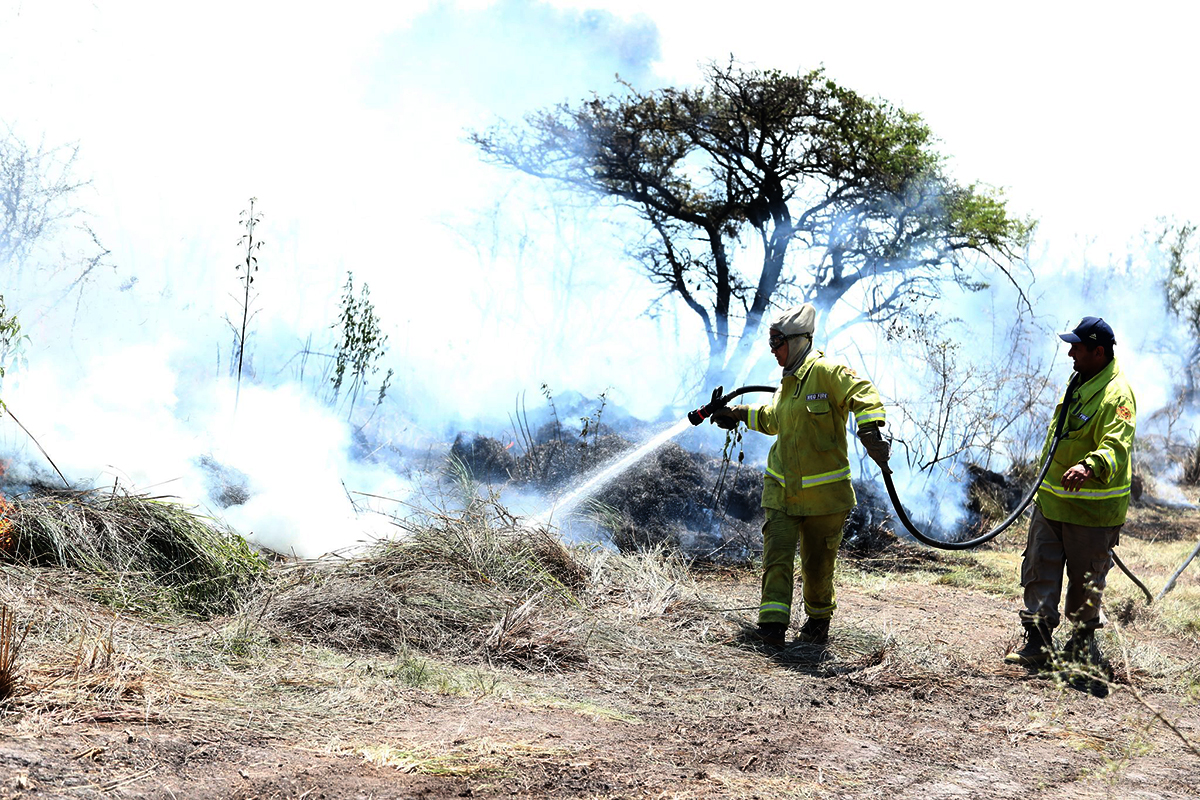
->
[961, 462, 1030, 536]
[444, 425, 943, 564]
[452, 428, 767, 559]
[449, 433, 519, 484]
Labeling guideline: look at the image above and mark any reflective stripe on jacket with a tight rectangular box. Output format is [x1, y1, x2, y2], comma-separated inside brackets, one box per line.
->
[1035, 358, 1136, 527]
[746, 352, 887, 516]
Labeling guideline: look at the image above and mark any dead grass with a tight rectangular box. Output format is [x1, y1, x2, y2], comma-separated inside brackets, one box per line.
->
[258, 497, 707, 675]
[0, 489, 1196, 798]
[1098, 534, 1200, 641]
[0, 491, 723, 750]
[3, 488, 267, 616]
[772, 621, 979, 694]
[332, 737, 570, 777]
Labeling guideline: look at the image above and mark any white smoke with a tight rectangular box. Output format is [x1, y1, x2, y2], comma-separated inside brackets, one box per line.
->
[0, 1, 679, 556]
[2, 0, 1196, 556]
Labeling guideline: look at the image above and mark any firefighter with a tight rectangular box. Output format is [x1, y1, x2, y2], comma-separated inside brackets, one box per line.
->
[710, 303, 889, 646]
[1005, 317, 1137, 668]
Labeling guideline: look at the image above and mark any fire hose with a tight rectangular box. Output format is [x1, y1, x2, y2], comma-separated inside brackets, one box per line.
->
[689, 381, 1153, 604]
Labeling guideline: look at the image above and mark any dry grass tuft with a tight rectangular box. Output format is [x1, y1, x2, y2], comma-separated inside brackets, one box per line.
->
[261, 572, 407, 653]
[3, 488, 267, 616]
[483, 593, 588, 670]
[261, 504, 595, 670]
[787, 623, 978, 692]
[259, 497, 711, 673]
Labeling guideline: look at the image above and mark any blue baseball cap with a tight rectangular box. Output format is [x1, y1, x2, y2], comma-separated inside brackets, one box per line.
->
[1059, 316, 1116, 346]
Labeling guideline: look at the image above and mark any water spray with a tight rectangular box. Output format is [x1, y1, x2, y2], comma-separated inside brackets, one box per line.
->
[530, 417, 695, 527]
[695, 380, 1153, 604]
[525, 386, 776, 528]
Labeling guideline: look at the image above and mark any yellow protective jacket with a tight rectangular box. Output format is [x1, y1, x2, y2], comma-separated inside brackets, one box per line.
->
[1035, 358, 1136, 527]
[745, 352, 887, 517]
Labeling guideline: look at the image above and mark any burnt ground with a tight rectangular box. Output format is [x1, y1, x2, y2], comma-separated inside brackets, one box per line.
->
[2, 496, 1200, 800]
[447, 429, 1032, 562]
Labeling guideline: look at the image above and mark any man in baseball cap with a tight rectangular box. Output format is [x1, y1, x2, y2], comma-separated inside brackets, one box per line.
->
[1058, 316, 1116, 347]
[1005, 315, 1136, 670]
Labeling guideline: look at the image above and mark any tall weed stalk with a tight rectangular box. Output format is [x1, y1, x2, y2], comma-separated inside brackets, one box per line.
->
[231, 197, 263, 409]
[0, 603, 30, 700]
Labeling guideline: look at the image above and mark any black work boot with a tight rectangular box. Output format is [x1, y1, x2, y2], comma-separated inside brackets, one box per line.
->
[753, 622, 787, 648]
[1061, 627, 1111, 697]
[1063, 628, 1101, 666]
[1004, 621, 1052, 667]
[796, 616, 830, 644]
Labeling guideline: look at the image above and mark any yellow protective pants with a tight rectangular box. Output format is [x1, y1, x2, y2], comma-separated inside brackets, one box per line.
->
[758, 508, 847, 625]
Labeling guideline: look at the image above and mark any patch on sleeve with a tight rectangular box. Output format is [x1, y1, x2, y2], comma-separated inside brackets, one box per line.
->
[1116, 405, 1132, 421]
[842, 366, 858, 378]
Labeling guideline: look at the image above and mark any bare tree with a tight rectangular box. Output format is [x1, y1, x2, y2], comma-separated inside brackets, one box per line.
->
[891, 312, 1055, 476]
[0, 126, 110, 317]
[1162, 220, 1200, 401]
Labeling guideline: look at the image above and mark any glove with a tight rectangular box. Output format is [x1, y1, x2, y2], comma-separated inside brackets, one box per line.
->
[710, 404, 748, 430]
[857, 423, 891, 474]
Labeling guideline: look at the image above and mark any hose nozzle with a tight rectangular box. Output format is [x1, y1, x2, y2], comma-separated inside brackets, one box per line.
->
[687, 385, 725, 426]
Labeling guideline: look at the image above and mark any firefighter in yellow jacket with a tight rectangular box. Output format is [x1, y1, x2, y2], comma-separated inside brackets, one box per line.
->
[1005, 316, 1136, 668]
[711, 304, 889, 647]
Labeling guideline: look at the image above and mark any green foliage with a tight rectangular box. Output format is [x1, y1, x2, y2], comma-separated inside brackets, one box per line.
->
[0, 293, 26, 379]
[945, 183, 1035, 252]
[330, 272, 390, 417]
[473, 62, 1034, 380]
[378, 648, 433, 688]
[1162, 221, 1199, 333]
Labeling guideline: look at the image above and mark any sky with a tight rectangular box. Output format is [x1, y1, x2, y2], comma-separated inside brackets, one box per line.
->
[601, 0, 1200, 242]
[1, 0, 1197, 551]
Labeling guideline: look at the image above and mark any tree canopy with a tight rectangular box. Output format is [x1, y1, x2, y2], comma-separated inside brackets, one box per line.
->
[472, 62, 1033, 386]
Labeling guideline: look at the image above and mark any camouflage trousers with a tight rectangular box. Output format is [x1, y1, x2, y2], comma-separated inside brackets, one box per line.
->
[1020, 506, 1122, 630]
[758, 508, 847, 625]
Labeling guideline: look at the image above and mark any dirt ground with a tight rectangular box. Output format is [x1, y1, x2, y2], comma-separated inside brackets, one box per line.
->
[2, 515, 1199, 799]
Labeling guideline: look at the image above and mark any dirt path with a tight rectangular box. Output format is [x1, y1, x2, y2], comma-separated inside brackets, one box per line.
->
[3, 572, 1198, 799]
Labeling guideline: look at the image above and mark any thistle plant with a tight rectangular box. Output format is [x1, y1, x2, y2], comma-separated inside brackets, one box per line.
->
[331, 271, 391, 419]
[0, 293, 25, 380]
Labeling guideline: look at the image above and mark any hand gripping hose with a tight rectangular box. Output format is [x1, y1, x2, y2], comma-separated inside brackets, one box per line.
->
[696, 379, 1152, 604]
[687, 384, 777, 426]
